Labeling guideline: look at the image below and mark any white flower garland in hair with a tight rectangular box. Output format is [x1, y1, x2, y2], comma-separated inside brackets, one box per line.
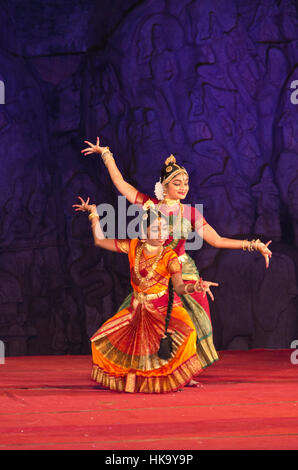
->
[154, 178, 164, 200]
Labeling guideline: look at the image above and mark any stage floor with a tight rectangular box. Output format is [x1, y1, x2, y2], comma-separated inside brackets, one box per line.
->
[0, 349, 297, 450]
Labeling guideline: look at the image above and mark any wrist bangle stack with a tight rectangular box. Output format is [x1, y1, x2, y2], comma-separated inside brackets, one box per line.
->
[101, 147, 114, 166]
[243, 238, 262, 252]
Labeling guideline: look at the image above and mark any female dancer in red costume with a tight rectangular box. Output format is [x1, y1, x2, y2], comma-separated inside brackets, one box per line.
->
[81, 138, 272, 370]
[73, 197, 218, 393]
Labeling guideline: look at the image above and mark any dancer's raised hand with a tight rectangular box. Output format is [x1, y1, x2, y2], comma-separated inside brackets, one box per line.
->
[199, 280, 219, 301]
[72, 196, 97, 214]
[81, 137, 108, 157]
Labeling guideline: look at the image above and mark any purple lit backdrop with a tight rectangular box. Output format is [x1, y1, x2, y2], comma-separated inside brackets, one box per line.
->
[0, 0, 297, 356]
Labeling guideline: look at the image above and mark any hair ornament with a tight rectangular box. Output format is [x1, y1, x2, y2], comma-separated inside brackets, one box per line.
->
[154, 179, 165, 201]
[165, 154, 176, 166]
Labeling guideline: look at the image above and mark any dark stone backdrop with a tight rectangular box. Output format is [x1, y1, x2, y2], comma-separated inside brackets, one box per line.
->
[0, 0, 297, 356]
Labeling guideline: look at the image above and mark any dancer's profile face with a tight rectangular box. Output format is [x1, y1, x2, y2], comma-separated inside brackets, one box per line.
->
[146, 218, 169, 246]
[165, 173, 189, 200]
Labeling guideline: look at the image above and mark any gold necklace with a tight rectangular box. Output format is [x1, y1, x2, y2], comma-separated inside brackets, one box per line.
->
[134, 243, 164, 283]
[143, 242, 160, 254]
[162, 198, 179, 207]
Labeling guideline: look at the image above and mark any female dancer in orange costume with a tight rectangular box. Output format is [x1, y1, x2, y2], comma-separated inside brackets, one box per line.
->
[72, 197, 218, 393]
[81, 138, 272, 371]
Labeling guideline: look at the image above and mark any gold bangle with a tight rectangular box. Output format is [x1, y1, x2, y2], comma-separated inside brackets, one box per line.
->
[242, 239, 248, 251]
[88, 212, 99, 220]
[184, 283, 193, 294]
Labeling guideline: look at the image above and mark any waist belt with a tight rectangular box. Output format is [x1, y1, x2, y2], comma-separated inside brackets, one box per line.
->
[133, 290, 167, 303]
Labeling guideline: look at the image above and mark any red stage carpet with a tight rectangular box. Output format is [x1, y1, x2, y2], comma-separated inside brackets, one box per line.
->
[0, 349, 297, 450]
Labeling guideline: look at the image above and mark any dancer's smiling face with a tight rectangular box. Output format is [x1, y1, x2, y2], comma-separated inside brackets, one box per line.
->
[164, 173, 189, 200]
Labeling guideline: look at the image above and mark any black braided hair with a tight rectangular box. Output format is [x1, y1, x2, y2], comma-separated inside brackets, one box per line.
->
[165, 277, 174, 333]
[157, 276, 174, 360]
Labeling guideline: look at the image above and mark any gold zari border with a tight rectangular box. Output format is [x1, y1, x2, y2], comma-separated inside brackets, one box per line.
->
[91, 354, 201, 394]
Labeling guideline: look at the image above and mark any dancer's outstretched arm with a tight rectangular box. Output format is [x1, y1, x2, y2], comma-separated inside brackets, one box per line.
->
[72, 196, 119, 252]
[196, 217, 272, 269]
[166, 227, 220, 299]
[170, 268, 219, 301]
[81, 137, 138, 204]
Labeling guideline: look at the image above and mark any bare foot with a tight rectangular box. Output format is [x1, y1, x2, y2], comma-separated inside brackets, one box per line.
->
[186, 379, 203, 387]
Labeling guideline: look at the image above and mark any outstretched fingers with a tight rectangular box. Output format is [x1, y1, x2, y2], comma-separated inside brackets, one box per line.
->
[81, 147, 93, 153]
[263, 240, 273, 269]
[207, 289, 214, 301]
[204, 281, 219, 301]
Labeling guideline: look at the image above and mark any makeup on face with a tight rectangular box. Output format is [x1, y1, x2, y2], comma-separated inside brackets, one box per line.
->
[167, 174, 189, 199]
[147, 219, 169, 245]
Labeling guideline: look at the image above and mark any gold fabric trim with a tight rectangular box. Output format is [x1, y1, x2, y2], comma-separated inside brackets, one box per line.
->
[91, 312, 132, 342]
[180, 292, 219, 368]
[133, 290, 167, 303]
[92, 327, 187, 372]
[91, 354, 201, 394]
[125, 372, 136, 393]
[115, 239, 130, 254]
[178, 252, 201, 281]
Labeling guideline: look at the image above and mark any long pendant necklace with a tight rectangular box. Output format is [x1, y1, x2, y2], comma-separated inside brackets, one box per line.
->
[134, 243, 164, 284]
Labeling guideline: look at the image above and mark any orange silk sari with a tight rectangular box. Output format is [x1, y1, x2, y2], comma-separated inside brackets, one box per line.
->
[91, 239, 202, 393]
